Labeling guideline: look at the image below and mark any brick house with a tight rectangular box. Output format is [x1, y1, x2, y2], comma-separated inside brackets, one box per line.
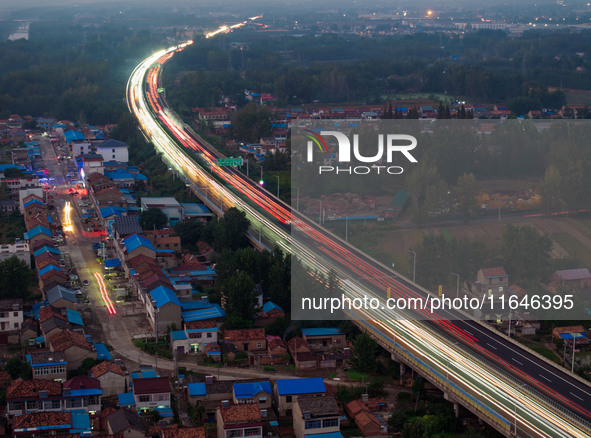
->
[224, 328, 266, 352]
[216, 403, 262, 438]
[293, 396, 340, 438]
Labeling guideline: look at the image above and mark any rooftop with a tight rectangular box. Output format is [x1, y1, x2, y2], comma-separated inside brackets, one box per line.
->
[301, 328, 344, 337]
[7, 378, 62, 399]
[219, 404, 261, 424]
[49, 330, 93, 352]
[91, 361, 124, 378]
[13, 411, 71, 431]
[133, 376, 170, 395]
[275, 377, 326, 396]
[555, 268, 591, 281]
[107, 408, 145, 434]
[225, 328, 265, 342]
[480, 267, 508, 278]
[297, 395, 339, 416]
[233, 381, 272, 399]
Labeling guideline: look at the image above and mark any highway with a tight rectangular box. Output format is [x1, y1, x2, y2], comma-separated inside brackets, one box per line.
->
[126, 34, 591, 437]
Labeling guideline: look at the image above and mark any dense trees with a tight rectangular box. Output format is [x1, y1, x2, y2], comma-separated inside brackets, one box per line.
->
[139, 208, 168, 231]
[502, 224, 553, 285]
[0, 256, 35, 299]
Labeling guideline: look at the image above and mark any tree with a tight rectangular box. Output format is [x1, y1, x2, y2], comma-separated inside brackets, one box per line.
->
[224, 271, 257, 323]
[139, 207, 168, 230]
[0, 256, 34, 299]
[502, 224, 553, 285]
[5, 357, 31, 380]
[350, 333, 378, 373]
[454, 173, 478, 224]
[174, 219, 204, 252]
[212, 208, 250, 251]
[539, 165, 562, 216]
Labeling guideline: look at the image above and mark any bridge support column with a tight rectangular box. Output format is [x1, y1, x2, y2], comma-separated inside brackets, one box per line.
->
[453, 402, 460, 418]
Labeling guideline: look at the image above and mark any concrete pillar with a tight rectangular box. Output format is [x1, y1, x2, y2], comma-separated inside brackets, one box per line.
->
[453, 402, 460, 418]
[400, 363, 406, 376]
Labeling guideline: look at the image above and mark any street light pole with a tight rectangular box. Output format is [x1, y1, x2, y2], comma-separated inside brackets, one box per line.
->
[275, 175, 280, 198]
[408, 250, 416, 283]
[451, 273, 460, 298]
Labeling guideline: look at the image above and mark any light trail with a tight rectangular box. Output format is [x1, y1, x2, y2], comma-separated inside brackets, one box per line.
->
[63, 201, 73, 232]
[94, 272, 116, 315]
[126, 30, 591, 437]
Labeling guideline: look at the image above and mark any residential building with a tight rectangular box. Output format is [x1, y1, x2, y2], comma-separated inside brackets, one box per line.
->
[133, 376, 171, 412]
[6, 377, 101, 417]
[90, 361, 126, 397]
[274, 378, 326, 416]
[27, 351, 67, 382]
[232, 381, 272, 409]
[141, 197, 184, 225]
[0, 298, 23, 332]
[13, 411, 92, 437]
[476, 267, 509, 296]
[145, 285, 182, 335]
[224, 328, 266, 352]
[48, 330, 94, 370]
[78, 153, 104, 177]
[95, 139, 129, 163]
[551, 268, 591, 290]
[216, 403, 262, 438]
[0, 241, 30, 266]
[44, 285, 77, 310]
[301, 328, 346, 351]
[106, 408, 145, 437]
[293, 396, 340, 438]
[345, 400, 387, 436]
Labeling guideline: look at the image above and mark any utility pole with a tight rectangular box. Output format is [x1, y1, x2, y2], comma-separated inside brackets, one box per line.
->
[408, 250, 416, 283]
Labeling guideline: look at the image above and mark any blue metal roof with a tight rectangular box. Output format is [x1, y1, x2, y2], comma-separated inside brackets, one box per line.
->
[25, 225, 52, 240]
[66, 309, 84, 326]
[233, 381, 271, 399]
[134, 173, 147, 181]
[150, 286, 181, 308]
[171, 330, 187, 340]
[118, 392, 136, 406]
[70, 411, 91, 437]
[262, 301, 284, 314]
[66, 388, 102, 397]
[275, 377, 326, 395]
[64, 130, 85, 143]
[131, 370, 158, 379]
[124, 234, 155, 252]
[180, 301, 212, 311]
[95, 343, 113, 360]
[559, 332, 587, 340]
[305, 433, 343, 438]
[24, 198, 43, 208]
[104, 258, 121, 268]
[301, 328, 343, 337]
[181, 304, 225, 322]
[38, 264, 62, 276]
[100, 207, 125, 218]
[188, 382, 206, 396]
[154, 407, 174, 417]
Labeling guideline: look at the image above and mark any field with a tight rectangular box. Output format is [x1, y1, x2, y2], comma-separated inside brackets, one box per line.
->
[325, 216, 591, 283]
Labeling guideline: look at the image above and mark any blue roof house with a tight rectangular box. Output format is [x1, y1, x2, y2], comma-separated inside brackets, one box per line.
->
[274, 378, 327, 416]
[147, 286, 181, 337]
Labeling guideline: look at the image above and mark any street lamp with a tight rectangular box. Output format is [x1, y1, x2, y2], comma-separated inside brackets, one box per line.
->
[450, 273, 460, 298]
[408, 250, 416, 283]
[275, 175, 280, 198]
